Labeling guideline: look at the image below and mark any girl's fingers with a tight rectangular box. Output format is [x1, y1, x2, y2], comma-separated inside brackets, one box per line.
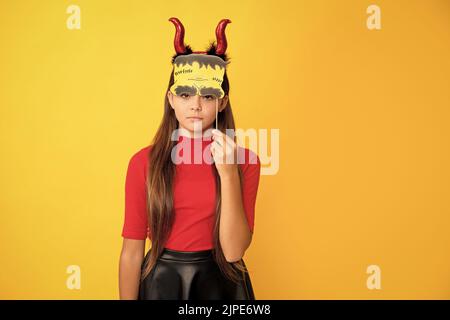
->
[212, 140, 224, 155]
[212, 136, 225, 154]
[213, 139, 238, 164]
[224, 138, 235, 157]
[212, 153, 224, 164]
[221, 132, 235, 149]
[213, 132, 225, 149]
[213, 131, 236, 154]
[215, 132, 237, 162]
[212, 130, 238, 165]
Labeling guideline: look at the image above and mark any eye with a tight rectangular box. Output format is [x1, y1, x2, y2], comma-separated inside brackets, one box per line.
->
[202, 95, 215, 100]
[180, 93, 191, 99]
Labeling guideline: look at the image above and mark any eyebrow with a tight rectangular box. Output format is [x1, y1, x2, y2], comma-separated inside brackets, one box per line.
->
[200, 87, 222, 97]
[174, 85, 197, 95]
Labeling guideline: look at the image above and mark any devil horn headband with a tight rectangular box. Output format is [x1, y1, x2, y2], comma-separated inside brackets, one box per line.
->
[168, 17, 231, 55]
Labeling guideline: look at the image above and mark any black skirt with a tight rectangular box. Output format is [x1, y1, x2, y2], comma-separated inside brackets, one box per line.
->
[138, 248, 255, 300]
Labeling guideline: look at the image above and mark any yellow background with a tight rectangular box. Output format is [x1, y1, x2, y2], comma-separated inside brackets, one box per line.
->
[1, 0, 449, 299]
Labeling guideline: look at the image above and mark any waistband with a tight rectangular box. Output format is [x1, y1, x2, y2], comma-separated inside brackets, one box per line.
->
[159, 248, 214, 262]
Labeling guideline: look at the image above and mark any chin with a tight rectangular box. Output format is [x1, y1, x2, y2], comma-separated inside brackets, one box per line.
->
[181, 119, 214, 133]
[185, 120, 204, 130]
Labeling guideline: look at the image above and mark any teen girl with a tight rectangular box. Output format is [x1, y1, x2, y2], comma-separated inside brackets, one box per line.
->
[118, 17, 261, 300]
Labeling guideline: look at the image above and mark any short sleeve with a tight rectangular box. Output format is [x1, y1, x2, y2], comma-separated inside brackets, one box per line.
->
[121, 148, 149, 240]
[240, 148, 261, 233]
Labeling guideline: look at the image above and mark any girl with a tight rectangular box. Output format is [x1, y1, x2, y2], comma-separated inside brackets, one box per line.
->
[118, 17, 261, 300]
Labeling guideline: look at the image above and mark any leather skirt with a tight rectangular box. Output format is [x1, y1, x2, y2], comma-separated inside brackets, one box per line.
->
[138, 248, 255, 300]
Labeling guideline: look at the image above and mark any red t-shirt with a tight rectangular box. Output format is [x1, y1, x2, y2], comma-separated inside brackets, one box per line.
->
[121, 133, 261, 251]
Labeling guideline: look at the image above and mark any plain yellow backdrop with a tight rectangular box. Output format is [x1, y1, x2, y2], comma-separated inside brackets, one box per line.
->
[1, 0, 449, 299]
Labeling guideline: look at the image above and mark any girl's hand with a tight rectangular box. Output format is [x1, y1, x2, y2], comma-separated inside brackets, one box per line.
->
[210, 129, 238, 178]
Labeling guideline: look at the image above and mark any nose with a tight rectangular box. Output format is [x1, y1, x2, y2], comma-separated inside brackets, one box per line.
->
[190, 95, 202, 111]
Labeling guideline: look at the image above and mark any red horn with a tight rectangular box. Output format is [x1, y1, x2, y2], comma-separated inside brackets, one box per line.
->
[169, 17, 186, 54]
[215, 19, 231, 55]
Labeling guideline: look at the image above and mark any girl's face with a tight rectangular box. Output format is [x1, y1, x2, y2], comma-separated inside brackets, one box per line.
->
[167, 91, 229, 135]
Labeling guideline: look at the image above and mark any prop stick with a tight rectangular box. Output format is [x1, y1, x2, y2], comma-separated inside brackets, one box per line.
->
[215, 98, 218, 130]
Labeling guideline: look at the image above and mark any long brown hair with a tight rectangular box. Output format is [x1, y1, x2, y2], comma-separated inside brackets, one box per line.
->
[140, 68, 250, 284]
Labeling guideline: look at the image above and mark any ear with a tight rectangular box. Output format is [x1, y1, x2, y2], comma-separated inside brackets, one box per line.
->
[219, 95, 229, 112]
[167, 91, 175, 109]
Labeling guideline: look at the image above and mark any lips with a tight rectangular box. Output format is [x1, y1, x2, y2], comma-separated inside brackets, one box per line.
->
[187, 117, 203, 120]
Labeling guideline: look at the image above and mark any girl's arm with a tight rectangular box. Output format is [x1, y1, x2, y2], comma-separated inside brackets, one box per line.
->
[219, 170, 253, 262]
[211, 129, 260, 263]
[119, 238, 145, 299]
